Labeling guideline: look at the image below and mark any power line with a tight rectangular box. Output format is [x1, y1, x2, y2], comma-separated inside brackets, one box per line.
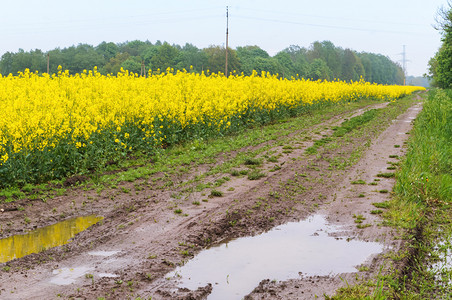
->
[234, 14, 430, 36]
[237, 7, 428, 28]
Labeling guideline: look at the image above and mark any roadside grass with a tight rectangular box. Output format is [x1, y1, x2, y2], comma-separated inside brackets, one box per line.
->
[331, 90, 452, 299]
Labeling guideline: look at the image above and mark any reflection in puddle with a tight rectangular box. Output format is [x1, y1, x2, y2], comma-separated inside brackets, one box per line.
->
[50, 267, 93, 285]
[0, 215, 103, 263]
[167, 215, 384, 300]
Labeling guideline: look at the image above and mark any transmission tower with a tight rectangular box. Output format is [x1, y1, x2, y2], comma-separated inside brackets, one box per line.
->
[399, 45, 410, 85]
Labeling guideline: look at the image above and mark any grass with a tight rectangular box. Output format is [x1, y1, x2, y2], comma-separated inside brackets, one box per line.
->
[210, 189, 223, 197]
[372, 201, 390, 209]
[376, 172, 395, 178]
[305, 109, 378, 155]
[247, 171, 266, 180]
[333, 109, 379, 137]
[244, 158, 262, 166]
[351, 179, 366, 185]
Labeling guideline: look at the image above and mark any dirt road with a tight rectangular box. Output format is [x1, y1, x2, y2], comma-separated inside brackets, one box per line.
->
[0, 97, 422, 299]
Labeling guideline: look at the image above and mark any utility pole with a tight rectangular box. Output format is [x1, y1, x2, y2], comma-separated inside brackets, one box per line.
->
[399, 45, 409, 85]
[225, 6, 229, 78]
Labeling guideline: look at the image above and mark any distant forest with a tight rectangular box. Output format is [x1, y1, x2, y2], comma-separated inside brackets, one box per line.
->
[0, 40, 405, 84]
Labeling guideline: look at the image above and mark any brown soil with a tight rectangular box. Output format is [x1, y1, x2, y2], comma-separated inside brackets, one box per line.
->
[0, 98, 423, 300]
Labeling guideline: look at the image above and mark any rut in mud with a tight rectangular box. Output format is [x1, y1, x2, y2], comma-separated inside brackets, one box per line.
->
[0, 95, 423, 299]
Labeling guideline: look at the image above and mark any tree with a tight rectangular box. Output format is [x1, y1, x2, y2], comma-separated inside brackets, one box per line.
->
[341, 49, 365, 81]
[275, 45, 309, 78]
[430, 1, 452, 88]
[236, 45, 271, 75]
[121, 56, 142, 74]
[150, 42, 179, 72]
[96, 42, 119, 62]
[203, 46, 241, 75]
[104, 53, 131, 74]
[308, 59, 331, 80]
[176, 43, 208, 72]
[0, 52, 14, 74]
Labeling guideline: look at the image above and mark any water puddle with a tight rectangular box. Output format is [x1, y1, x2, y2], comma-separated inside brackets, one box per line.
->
[99, 272, 119, 278]
[0, 215, 103, 263]
[166, 215, 384, 300]
[88, 250, 119, 257]
[430, 239, 452, 285]
[50, 266, 93, 285]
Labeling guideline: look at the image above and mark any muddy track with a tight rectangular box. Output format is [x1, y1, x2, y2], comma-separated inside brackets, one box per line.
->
[0, 99, 422, 299]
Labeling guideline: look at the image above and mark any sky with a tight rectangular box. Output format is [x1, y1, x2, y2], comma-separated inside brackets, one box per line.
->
[1, 0, 449, 76]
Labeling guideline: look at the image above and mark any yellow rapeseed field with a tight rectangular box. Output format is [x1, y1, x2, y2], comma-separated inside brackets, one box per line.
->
[0, 67, 424, 186]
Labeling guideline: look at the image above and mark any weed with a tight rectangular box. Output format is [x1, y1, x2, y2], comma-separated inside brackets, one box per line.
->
[253, 201, 262, 209]
[269, 165, 281, 172]
[357, 265, 370, 272]
[351, 180, 366, 185]
[230, 169, 241, 176]
[358, 193, 365, 198]
[379, 189, 389, 193]
[244, 158, 262, 166]
[239, 169, 249, 175]
[174, 208, 183, 214]
[370, 209, 383, 214]
[389, 155, 399, 159]
[267, 156, 278, 163]
[210, 189, 223, 197]
[376, 173, 395, 178]
[356, 224, 371, 229]
[372, 202, 390, 209]
[353, 214, 366, 224]
[248, 171, 266, 180]
[192, 201, 200, 205]
[394, 144, 400, 148]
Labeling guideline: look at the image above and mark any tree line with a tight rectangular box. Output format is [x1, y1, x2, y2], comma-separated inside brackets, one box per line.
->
[0, 40, 404, 84]
[428, 1, 452, 88]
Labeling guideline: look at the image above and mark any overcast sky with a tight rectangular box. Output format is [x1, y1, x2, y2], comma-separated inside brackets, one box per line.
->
[1, 0, 448, 76]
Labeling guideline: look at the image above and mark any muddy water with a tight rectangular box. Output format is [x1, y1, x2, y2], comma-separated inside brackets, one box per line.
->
[167, 215, 384, 299]
[0, 215, 103, 263]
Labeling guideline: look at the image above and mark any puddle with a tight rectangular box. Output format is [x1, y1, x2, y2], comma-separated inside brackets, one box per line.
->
[430, 239, 452, 284]
[88, 250, 119, 257]
[167, 215, 384, 300]
[50, 266, 93, 285]
[99, 272, 119, 278]
[0, 215, 103, 263]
